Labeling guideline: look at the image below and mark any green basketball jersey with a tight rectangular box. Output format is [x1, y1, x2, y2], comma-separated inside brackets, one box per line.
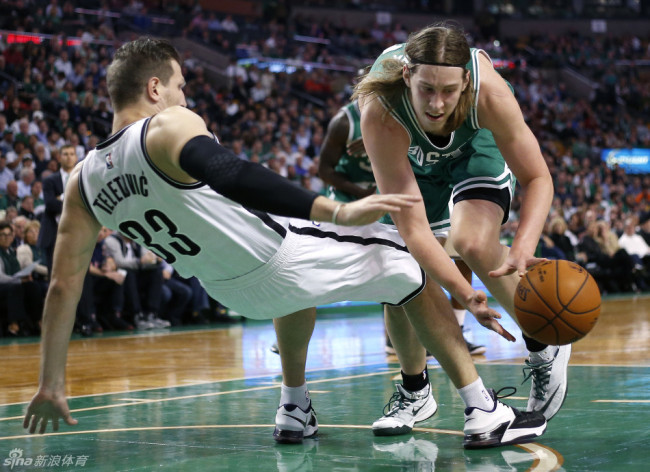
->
[328, 101, 375, 202]
[369, 45, 515, 230]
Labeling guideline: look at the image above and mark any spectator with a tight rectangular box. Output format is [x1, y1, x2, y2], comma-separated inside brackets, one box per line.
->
[549, 216, 577, 262]
[0, 221, 43, 336]
[578, 220, 637, 293]
[3, 207, 18, 224]
[17, 167, 36, 199]
[6, 141, 31, 173]
[220, 14, 239, 33]
[618, 218, 650, 271]
[37, 144, 77, 273]
[18, 195, 36, 220]
[31, 142, 50, 177]
[16, 219, 48, 292]
[0, 154, 14, 194]
[77, 226, 130, 334]
[1, 181, 21, 211]
[103, 233, 169, 330]
[160, 260, 193, 326]
[0, 129, 14, 156]
[639, 214, 650, 246]
[11, 215, 29, 249]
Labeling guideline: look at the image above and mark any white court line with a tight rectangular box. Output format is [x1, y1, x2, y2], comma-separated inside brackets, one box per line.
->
[1, 368, 407, 422]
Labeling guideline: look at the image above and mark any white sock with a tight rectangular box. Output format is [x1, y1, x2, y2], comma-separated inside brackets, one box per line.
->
[458, 377, 493, 410]
[528, 345, 557, 364]
[280, 383, 311, 410]
[453, 308, 466, 326]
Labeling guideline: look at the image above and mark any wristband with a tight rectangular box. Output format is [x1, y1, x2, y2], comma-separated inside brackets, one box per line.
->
[332, 203, 344, 224]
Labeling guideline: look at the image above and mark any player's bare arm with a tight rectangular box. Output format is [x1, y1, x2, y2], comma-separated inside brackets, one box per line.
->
[477, 54, 553, 276]
[319, 109, 373, 199]
[23, 166, 102, 434]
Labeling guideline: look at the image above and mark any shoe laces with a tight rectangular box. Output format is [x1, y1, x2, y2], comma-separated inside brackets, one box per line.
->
[522, 358, 554, 400]
[490, 386, 522, 415]
[492, 386, 517, 401]
[382, 390, 415, 416]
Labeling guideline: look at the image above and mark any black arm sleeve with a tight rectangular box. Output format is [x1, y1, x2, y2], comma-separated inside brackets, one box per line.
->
[179, 135, 318, 219]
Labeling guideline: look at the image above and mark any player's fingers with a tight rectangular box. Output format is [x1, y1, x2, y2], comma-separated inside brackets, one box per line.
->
[487, 308, 502, 319]
[64, 414, 78, 426]
[28, 415, 39, 434]
[526, 257, 547, 269]
[23, 412, 32, 429]
[38, 417, 49, 435]
[516, 261, 529, 277]
[487, 320, 516, 342]
[53, 417, 59, 432]
[499, 327, 516, 342]
[488, 264, 516, 278]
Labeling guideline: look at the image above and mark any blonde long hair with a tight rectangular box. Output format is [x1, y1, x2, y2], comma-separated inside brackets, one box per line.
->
[353, 22, 474, 134]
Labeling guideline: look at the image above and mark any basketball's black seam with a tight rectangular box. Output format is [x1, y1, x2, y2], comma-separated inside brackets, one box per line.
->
[555, 267, 597, 336]
[518, 272, 562, 344]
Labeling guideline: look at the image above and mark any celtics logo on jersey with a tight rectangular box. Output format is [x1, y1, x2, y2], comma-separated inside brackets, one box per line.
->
[410, 146, 425, 166]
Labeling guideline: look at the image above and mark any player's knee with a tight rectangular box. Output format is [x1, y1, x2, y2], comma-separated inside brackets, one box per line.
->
[452, 235, 491, 264]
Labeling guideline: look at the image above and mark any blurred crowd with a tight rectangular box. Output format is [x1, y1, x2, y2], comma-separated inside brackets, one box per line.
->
[0, 0, 649, 337]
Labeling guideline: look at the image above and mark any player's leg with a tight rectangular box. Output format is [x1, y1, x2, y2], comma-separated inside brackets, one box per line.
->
[451, 259, 486, 355]
[373, 304, 436, 436]
[450, 198, 571, 421]
[273, 308, 319, 443]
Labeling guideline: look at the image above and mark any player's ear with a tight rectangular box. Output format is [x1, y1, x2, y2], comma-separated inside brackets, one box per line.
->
[402, 65, 411, 88]
[462, 69, 470, 91]
[147, 77, 161, 102]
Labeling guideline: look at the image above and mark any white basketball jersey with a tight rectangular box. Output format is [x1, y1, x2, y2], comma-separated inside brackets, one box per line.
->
[79, 117, 288, 281]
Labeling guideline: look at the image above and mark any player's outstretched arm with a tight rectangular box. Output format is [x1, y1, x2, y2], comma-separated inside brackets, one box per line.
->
[147, 107, 419, 226]
[478, 54, 553, 277]
[23, 166, 101, 434]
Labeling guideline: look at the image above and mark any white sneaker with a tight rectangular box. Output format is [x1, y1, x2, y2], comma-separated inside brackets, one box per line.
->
[524, 344, 571, 420]
[273, 402, 318, 443]
[372, 384, 438, 436]
[134, 313, 154, 330]
[147, 313, 171, 328]
[463, 388, 547, 449]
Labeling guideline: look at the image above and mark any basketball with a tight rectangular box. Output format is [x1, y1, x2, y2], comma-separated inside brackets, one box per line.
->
[514, 260, 601, 345]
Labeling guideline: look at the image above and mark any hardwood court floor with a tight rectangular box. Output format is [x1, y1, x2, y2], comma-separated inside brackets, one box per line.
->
[0, 296, 649, 471]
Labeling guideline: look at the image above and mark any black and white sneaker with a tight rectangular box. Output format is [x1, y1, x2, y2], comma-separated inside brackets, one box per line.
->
[463, 387, 547, 449]
[273, 402, 318, 444]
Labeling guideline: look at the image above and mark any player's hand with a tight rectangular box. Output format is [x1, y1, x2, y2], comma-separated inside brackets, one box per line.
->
[23, 389, 77, 434]
[335, 193, 421, 226]
[346, 137, 367, 157]
[465, 290, 516, 342]
[489, 251, 546, 278]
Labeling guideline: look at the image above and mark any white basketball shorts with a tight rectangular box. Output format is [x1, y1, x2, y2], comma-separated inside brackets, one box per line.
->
[200, 219, 425, 319]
